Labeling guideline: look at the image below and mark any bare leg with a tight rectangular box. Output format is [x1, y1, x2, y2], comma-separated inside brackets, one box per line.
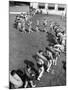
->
[29, 81, 36, 87]
[36, 26, 39, 32]
[54, 57, 58, 66]
[47, 60, 52, 72]
[17, 23, 22, 32]
[22, 25, 26, 33]
[37, 66, 44, 80]
[24, 81, 28, 88]
[28, 26, 33, 33]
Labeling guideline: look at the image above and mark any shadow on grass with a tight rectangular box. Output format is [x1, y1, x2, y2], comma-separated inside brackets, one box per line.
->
[46, 32, 58, 46]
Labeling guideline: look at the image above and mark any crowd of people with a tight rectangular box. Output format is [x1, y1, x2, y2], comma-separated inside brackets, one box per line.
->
[10, 8, 66, 89]
[14, 9, 48, 33]
[33, 22, 66, 81]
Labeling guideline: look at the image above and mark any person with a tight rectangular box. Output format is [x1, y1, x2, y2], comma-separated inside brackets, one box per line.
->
[50, 21, 54, 31]
[57, 31, 66, 46]
[36, 49, 52, 73]
[50, 22, 60, 35]
[35, 56, 45, 81]
[17, 21, 22, 32]
[28, 20, 33, 33]
[23, 65, 36, 88]
[14, 15, 22, 31]
[9, 69, 24, 89]
[15, 14, 25, 32]
[35, 20, 40, 32]
[33, 50, 47, 80]
[21, 18, 26, 33]
[49, 45, 61, 55]
[45, 47, 53, 60]
[54, 44, 65, 53]
[45, 46, 59, 66]
[35, 8, 41, 14]
[43, 19, 47, 27]
[15, 15, 20, 23]
[18, 13, 26, 33]
[44, 47, 54, 72]
[36, 50, 48, 61]
[50, 22, 57, 32]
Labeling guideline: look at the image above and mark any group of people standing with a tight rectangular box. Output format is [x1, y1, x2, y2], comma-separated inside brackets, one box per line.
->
[14, 12, 48, 33]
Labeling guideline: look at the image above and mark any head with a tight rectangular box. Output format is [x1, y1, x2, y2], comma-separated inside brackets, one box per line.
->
[26, 64, 31, 70]
[26, 65, 37, 79]
[11, 70, 16, 76]
[38, 50, 43, 53]
[46, 50, 50, 55]
[30, 67, 39, 80]
[61, 31, 65, 34]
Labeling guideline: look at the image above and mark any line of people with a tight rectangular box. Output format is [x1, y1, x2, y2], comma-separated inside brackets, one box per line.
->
[32, 22, 66, 81]
[14, 13, 48, 33]
[10, 12, 66, 88]
[14, 13, 65, 34]
[9, 24, 66, 88]
[9, 23, 66, 89]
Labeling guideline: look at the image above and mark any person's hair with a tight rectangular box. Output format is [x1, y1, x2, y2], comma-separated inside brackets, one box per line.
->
[38, 50, 43, 53]
[61, 31, 65, 34]
[11, 70, 16, 76]
[16, 69, 24, 78]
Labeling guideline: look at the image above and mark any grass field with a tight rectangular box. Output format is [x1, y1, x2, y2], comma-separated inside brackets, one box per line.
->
[9, 6, 66, 87]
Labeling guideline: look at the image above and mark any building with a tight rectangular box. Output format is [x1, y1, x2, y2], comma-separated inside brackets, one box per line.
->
[30, 2, 66, 16]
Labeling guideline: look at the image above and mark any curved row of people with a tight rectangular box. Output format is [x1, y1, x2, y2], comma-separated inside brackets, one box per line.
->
[33, 22, 66, 81]
[9, 43, 62, 88]
[10, 13, 66, 88]
[13, 13, 48, 33]
[9, 29, 66, 89]
[14, 13, 65, 35]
